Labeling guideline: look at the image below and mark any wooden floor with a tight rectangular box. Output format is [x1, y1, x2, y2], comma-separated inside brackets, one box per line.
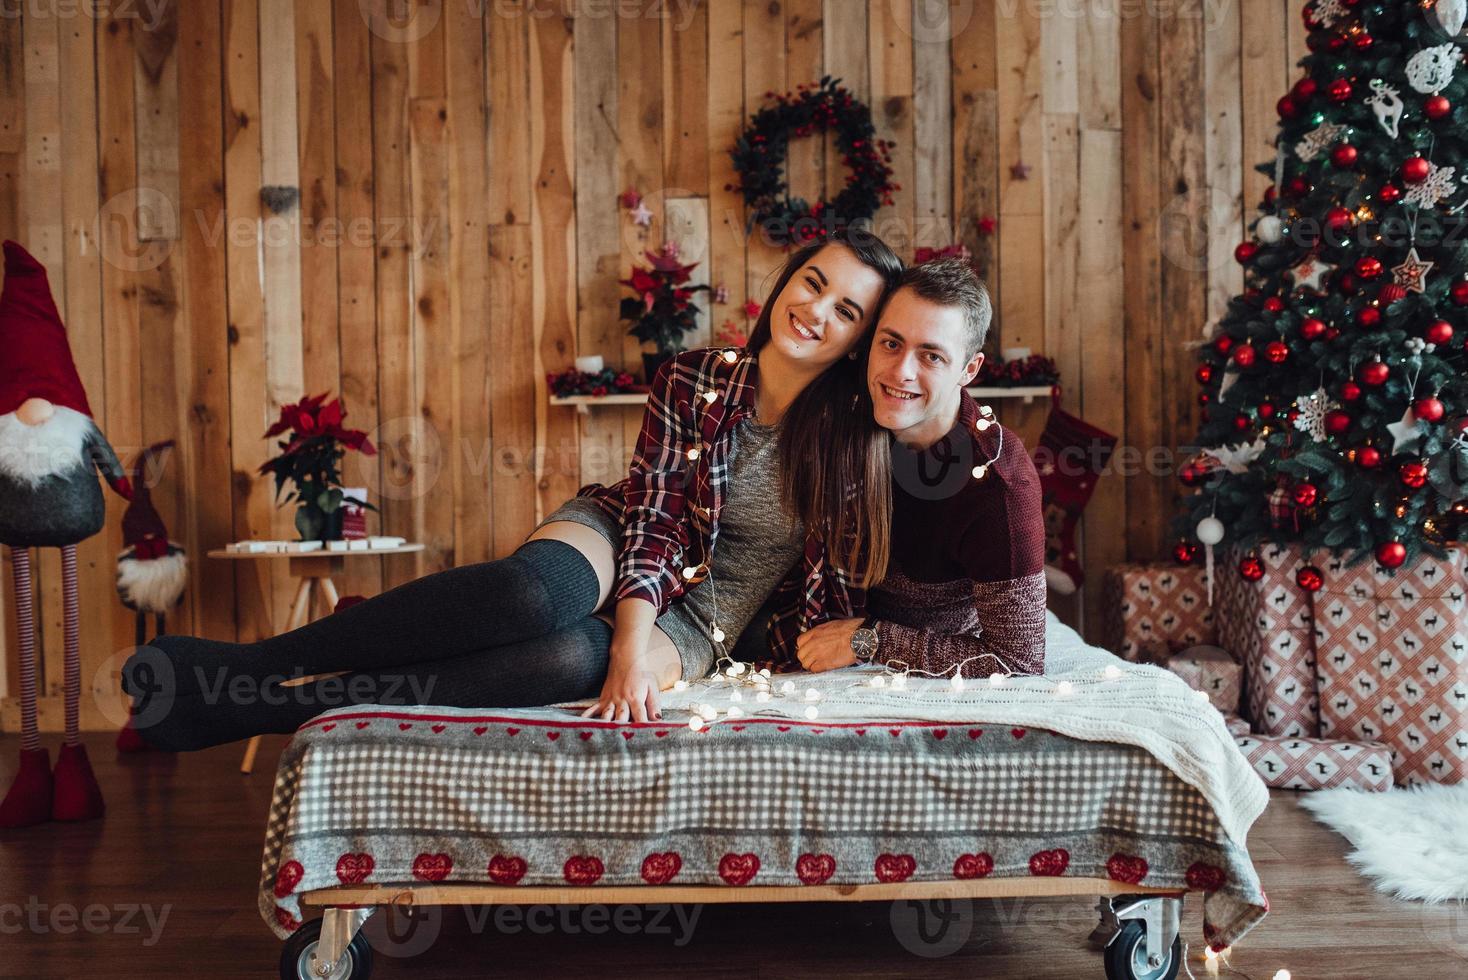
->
[1, 734, 1464, 979]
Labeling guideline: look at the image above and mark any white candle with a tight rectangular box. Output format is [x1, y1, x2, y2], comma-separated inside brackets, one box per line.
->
[574, 355, 604, 374]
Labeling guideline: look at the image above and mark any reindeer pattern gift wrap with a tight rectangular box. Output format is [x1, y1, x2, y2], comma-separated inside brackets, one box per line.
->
[1167, 646, 1243, 715]
[1101, 564, 1217, 663]
[1311, 548, 1468, 786]
[1218, 543, 1319, 737]
[1232, 733, 1394, 791]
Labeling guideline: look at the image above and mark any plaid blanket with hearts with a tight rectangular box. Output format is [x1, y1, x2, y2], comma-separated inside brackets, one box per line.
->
[260, 705, 1267, 951]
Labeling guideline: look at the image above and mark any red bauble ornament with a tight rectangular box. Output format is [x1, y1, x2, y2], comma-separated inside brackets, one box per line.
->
[1232, 344, 1257, 368]
[1426, 320, 1454, 345]
[1263, 185, 1278, 206]
[1401, 157, 1431, 183]
[1425, 95, 1451, 120]
[1353, 32, 1373, 51]
[1326, 35, 1346, 53]
[1300, 316, 1327, 340]
[1325, 409, 1352, 436]
[1358, 360, 1389, 386]
[1355, 256, 1383, 279]
[1296, 565, 1324, 592]
[1341, 380, 1362, 402]
[1357, 305, 1382, 328]
[1277, 95, 1298, 118]
[1263, 296, 1285, 313]
[1238, 556, 1265, 582]
[1234, 241, 1259, 264]
[1324, 206, 1353, 230]
[1452, 281, 1468, 306]
[1376, 541, 1407, 569]
[1378, 183, 1402, 203]
[1378, 283, 1407, 304]
[1413, 396, 1445, 422]
[1357, 445, 1382, 469]
[1325, 327, 1342, 340]
[1286, 176, 1310, 197]
[1327, 78, 1352, 102]
[1331, 144, 1358, 168]
[1195, 364, 1213, 385]
[1291, 77, 1317, 102]
[1293, 482, 1318, 507]
[1265, 340, 1290, 363]
[1400, 461, 1429, 489]
[1214, 334, 1235, 355]
[1233, 413, 1251, 431]
[1287, 409, 1300, 424]
[1198, 391, 1211, 406]
[1259, 402, 1276, 419]
[1173, 541, 1200, 565]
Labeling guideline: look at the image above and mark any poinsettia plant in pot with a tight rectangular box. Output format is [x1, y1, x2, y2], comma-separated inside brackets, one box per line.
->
[258, 394, 377, 541]
[620, 243, 710, 382]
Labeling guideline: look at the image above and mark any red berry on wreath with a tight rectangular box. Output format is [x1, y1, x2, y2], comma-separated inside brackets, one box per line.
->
[1238, 556, 1265, 581]
[1358, 360, 1389, 386]
[1232, 344, 1257, 368]
[1425, 95, 1451, 120]
[1400, 460, 1428, 489]
[1401, 157, 1431, 183]
[1331, 144, 1357, 168]
[1265, 340, 1289, 364]
[1425, 320, 1453, 345]
[1327, 78, 1352, 102]
[1413, 396, 1445, 423]
[1234, 241, 1259, 264]
[1296, 566, 1324, 592]
[1300, 316, 1326, 340]
[1341, 381, 1362, 402]
[1355, 256, 1383, 279]
[1356, 445, 1381, 469]
[1376, 541, 1407, 569]
[1378, 183, 1402, 204]
[1357, 305, 1382, 328]
[1293, 482, 1318, 507]
[1325, 409, 1352, 436]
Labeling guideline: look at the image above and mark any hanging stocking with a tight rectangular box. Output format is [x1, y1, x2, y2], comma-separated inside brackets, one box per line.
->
[0, 547, 52, 828]
[1033, 394, 1118, 595]
[51, 543, 104, 821]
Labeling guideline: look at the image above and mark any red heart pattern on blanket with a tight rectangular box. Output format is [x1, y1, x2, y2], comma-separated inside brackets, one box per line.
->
[875, 853, 916, 883]
[274, 907, 301, 933]
[412, 853, 453, 882]
[1106, 854, 1148, 885]
[1186, 862, 1227, 892]
[640, 852, 682, 885]
[953, 852, 994, 879]
[888, 729, 902, 737]
[431, 724, 446, 734]
[1028, 848, 1069, 877]
[796, 853, 835, 885]
[655, 731, 670, 737]
[932, 729, 948, 739]
[321, 724, 336, 732]
[718, 852, 760, 886]
[777, 726, 791, 732]
[398, 723, 413, 731]
[968, 729, 983, 739]
[1011, 728, 1026, 738]
[473, 726, 488, 735]
[563, 855, 604, 886]
[546, 732, 561, 741]
[487, 855, 527, 886]
[622, 731, 635, 740]
[855, 729, 866, 735]
[335, 852, 375, 885]
[579, 731, 594, 740]
[506, 727, 520, 736]
[273, 860, 304, 898]
[355, 722, 370, 730]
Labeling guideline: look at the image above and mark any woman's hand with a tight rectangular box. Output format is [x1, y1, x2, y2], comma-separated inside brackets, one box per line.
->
[581, 647, 663, 723]
[795, 617, 864, 672]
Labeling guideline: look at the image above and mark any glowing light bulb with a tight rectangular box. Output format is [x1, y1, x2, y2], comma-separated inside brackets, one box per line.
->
[729, 691, 742, 702]
[756, 691, 771, 702]
[673, 680, 688, 692]
[804, 705, 819, 719]
[702, 389, 718, 403]
[682, 565, 700, 580]
[972, 464, 988, 479]
[989, 673, 1005, 687]
[869, 675, 886, 688]
[1104, 665, 1122, 680]
[1272, 972, 1290, 980]
[891, 674, 907, 690]
[698, 703, 717, 720]
[781, 680, 796, 694]
[729, 662, 746, 676]
[951, 675, 966, 692]
[759, 668, 771, 678]
[1057, 680, 1074, 697]
[975, 418, 991, 431]
[711, 626, 726, 643]
[722, 349, 738, 362]
[727, 705, 744, 718]
[687, 448, 701, 461]
[688, 716, 704, 731]
[804, 689, 820, 702]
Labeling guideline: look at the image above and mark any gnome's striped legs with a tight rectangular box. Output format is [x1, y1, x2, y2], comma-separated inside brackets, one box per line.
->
[11, 546, 39, 751]
[61, 543, 80, 746]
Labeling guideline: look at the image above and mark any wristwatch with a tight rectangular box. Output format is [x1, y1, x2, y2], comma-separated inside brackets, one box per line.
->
[850, 617, 880, 664]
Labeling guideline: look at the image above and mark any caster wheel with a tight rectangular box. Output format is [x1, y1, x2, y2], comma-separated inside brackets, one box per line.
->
[1103, 919, 1180, 980]
[280, 918, 374, 980]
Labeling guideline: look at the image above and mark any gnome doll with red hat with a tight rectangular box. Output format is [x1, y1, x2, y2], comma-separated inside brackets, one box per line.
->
[0, 240, 133, 827]
[113, 440, 186, 753]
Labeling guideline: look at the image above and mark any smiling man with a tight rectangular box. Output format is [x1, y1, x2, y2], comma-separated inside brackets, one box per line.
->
[794, 258, 1048, 679]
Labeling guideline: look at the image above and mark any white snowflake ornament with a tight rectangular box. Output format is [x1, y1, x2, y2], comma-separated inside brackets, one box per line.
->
[1312, 0, 1347, 27]
[1403, 163, 1458, 209]
[1292, 386, 1338, 443]
[1407, 44, 1459, 95]
[1295, 122, 1346, 163]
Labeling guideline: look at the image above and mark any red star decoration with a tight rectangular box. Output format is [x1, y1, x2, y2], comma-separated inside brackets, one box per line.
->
[977, 215, 996, 235]
[1010, 161, 1032, 181]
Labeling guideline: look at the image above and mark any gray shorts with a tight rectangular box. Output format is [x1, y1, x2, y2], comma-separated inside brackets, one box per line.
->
[536, 498, 717, 682]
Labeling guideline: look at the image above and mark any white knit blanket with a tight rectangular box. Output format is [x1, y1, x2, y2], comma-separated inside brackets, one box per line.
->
[642, 611, 1269, 845]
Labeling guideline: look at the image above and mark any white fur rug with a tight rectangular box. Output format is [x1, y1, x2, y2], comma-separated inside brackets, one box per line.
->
[1299, 784, 1468, 903]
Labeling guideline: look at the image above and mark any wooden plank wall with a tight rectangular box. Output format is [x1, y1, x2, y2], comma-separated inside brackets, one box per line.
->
[1, 0, 1309, 729]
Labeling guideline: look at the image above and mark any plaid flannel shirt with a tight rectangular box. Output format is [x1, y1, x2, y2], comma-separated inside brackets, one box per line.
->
[575, 347, 861, 662]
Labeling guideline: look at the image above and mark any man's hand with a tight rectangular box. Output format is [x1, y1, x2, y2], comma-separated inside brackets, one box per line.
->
[795, 617, 865, 672]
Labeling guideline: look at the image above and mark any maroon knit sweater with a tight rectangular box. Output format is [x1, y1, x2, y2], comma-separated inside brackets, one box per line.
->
[868, 391, 1048, 678]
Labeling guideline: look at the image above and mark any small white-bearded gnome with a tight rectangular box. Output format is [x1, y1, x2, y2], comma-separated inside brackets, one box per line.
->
[0, 240, 133, 827]
[113, 440, 186, 754]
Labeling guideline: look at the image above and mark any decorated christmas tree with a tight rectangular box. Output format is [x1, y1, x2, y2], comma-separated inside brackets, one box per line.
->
[1175, 0, 1468, 576]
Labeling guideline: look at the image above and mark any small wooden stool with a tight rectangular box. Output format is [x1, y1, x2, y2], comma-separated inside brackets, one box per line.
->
[206, 544, 425, 773]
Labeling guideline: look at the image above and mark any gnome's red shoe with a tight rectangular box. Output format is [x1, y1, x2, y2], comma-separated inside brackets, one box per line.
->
[51, 743, 105, 822]
[0, 747, 53, 828]
[116, 717, 151, 753]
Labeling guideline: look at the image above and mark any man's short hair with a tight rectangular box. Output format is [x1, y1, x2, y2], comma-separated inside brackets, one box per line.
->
[897, 259, 992, 357]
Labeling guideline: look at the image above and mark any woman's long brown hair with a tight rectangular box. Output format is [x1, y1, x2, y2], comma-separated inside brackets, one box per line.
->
[745, 229, 902, 589]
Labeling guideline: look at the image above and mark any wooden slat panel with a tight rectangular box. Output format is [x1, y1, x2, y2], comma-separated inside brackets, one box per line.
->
[489, 224, 538, 554]
[911, 0, 952, 247]
[133, 0, 179, 242]
[487, 0, 532, 225]
[1205, 0, 1244, 326]
[573, 9, 623, 489]
[529, 12, 580, 520]
[294, 0, 341, 396]
[868, 0, 910, 257]
[951, 4, 995, 288]
[706, 0, 744, 333]
[787, 0, 823, 209]
[1042, 114, 1080, 418]
[742, 0, 785, 301]
[663, 0, 708, 195]
[1077, 0, 1120, 131]
[1239, 0, 1288, 216]
[618, 8, 661, 459]
[664, 195, 711, 349]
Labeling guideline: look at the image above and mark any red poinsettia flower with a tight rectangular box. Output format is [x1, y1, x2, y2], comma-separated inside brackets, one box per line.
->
[743, 299, 762, 320]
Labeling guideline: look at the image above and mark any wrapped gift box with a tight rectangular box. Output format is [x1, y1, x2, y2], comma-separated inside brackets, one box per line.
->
[1222, 713, 1251, 738]
[1101, 564, 1216, 664]
[1233, 733, 1393, 791]
[1312, 547, 1468, 786]
[1166, 645, 1242, 714]
[1218, 542, 1319, 737]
